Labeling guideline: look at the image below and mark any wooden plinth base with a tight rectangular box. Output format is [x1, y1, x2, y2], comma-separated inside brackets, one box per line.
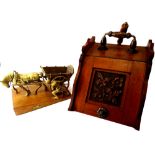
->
[12, 85, 71, 115]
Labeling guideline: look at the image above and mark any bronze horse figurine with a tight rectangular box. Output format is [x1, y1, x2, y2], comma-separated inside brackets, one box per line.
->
[0, 71, 48, 96]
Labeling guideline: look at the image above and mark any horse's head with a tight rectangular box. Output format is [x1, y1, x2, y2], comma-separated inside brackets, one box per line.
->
[0, 72, 14, 88]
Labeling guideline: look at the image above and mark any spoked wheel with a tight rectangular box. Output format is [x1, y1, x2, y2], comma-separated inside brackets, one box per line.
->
[51, 76, 69, 88]
[50, 75, 69, 99]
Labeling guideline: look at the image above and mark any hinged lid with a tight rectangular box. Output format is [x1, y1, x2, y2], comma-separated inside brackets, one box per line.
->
[85, 41, 154, 63]
[81, 22, 154, 63]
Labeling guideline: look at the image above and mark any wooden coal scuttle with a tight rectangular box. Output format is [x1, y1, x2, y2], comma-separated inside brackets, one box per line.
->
[68, 23, 154, 130]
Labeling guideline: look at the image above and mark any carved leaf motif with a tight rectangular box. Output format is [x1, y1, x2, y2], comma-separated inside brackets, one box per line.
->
[89, 70, 126, 106]
[97, 72, 103, 80]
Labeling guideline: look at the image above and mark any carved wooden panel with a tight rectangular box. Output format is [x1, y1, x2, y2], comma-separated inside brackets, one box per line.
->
[88, 69, 126, 106]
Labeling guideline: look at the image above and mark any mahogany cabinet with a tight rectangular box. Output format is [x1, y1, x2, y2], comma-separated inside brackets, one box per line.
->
[69, 33, 154, 130]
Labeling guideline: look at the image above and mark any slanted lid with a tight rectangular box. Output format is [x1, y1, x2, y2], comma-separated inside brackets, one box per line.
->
[86, 41, 154, 63]
[83, 22, 154, 63]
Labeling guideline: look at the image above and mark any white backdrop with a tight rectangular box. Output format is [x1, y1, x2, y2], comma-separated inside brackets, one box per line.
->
[0, 0, 155, 155]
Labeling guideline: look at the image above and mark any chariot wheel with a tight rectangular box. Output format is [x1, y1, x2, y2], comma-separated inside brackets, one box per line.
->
[51, 75, 69, 88]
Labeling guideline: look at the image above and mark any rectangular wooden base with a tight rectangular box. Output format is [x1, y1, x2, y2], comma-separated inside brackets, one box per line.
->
[12, 85, 71, 115]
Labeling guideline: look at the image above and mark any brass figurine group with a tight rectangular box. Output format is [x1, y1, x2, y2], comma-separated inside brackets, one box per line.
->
[0, 65, 74, 100]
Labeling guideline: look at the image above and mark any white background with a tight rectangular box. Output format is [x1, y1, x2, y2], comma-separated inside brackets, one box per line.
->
[0, 0, 155, 155]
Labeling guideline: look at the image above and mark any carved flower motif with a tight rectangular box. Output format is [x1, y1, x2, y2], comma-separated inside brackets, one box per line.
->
[89, 70, 126, 106]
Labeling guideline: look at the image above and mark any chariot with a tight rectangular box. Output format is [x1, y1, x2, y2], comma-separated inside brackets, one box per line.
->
[1, 65, 74, 99]
[41, 65, 74, 99]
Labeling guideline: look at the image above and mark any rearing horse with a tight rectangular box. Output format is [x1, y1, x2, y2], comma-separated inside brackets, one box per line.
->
[0, 71, 48, 96]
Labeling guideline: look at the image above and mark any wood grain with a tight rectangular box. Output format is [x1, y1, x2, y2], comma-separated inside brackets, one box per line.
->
[12, 85, 71, 115]
[69, 38, 154, 130]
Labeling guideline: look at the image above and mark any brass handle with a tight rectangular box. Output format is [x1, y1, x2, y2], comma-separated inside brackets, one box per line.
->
[98, 22, 137, 53]
[97, 107, 109, 119]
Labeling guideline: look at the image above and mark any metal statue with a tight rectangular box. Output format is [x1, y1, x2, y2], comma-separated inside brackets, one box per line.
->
[0, 71, 47, 96]
[0, 65, 74, 99]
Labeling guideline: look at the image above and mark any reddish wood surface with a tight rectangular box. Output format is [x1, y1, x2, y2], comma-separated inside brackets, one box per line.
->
[12, 85, 71, 115]
[69, 38, 154, 130]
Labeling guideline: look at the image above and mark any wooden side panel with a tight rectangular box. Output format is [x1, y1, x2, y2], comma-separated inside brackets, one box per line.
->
[122, 61, 146, 129]
[72, 56, 94, 112]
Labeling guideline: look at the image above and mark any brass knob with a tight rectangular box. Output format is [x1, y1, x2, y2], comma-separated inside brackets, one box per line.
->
[97, 107, 109, 119]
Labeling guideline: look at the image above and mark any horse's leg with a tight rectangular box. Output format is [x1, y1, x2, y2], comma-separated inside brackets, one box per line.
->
[43, 83, 48, 91]
[41, 77, 48, 91]
[20, 85, 31, 96]
[35, 83, 42, 95]
[13, 85, 19, 94]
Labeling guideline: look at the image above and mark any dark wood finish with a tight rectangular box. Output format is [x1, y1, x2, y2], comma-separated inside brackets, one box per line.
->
[12, 85, 71, 115]
[69, 36, 154, 130]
